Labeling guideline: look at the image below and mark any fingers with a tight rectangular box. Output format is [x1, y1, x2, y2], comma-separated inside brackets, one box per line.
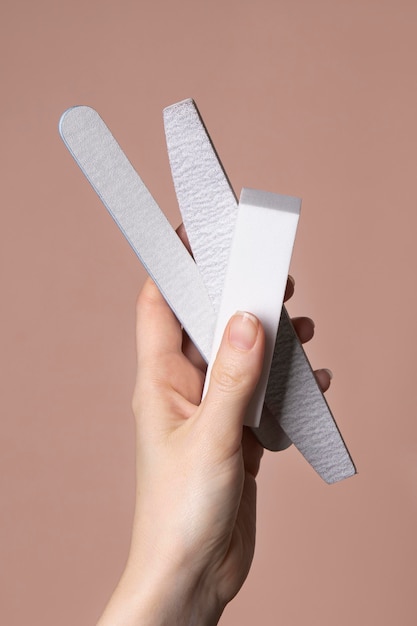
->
[314, 368, 333, 393]
[199, 313, 265, 451]
[284, 275, 295, 302]
[291, 315, 333, 392]
[242, 428, 264, 478]
[135, 277, 183, 364]
[291, 316, 315, 344]
[286, 277, 315, 345]
[181, 333, 208, 372]
[286, 278, 333, 392]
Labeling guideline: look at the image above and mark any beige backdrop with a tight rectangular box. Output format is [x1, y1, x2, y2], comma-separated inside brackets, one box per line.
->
[2, 1, 416, 624]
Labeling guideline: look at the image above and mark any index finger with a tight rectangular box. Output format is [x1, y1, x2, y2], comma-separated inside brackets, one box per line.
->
[135, 277, 183, 364]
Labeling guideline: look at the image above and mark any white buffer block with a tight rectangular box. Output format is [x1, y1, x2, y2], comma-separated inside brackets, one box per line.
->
[203, 188, 301, 427]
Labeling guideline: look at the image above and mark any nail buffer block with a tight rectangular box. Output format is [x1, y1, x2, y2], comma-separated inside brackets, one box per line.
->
[203, 189, 300, 428]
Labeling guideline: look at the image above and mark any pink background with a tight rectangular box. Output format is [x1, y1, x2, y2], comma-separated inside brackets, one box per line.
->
[2, 1, 416, 624]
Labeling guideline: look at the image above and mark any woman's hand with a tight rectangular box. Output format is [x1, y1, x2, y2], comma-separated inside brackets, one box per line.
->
[97, 272, 331, 626]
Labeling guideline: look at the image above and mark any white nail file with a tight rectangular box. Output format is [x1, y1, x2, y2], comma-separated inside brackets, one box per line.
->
[203, 189, 300, 428]
[58, 106, 215, 359]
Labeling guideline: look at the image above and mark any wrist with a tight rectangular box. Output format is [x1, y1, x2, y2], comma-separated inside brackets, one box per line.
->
[97, 559, 224, 626]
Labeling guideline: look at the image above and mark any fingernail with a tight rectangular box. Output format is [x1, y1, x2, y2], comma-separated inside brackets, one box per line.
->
[229, 312, 259, 351]
[324, 368, 333, 380]
[288, 275, 295, 287]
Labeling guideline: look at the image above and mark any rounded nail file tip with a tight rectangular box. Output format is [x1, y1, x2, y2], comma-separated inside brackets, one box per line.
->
[58, 105, 215, 360]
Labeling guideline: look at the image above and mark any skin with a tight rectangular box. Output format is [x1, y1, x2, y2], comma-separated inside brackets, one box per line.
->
[97, 273, 331, 626]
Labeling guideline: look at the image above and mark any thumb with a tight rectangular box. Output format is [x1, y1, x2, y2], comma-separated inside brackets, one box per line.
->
[200, 312, 265, 447]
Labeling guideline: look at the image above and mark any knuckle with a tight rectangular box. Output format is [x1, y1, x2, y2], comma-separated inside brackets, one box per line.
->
[210, 359, 246, 394]
[136, 279, 160, 313]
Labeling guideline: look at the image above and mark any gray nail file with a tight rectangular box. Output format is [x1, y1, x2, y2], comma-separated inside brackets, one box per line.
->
[265, 308, 356, 483]
[163, 98, 356, 483]
[59, 106, 215, 360]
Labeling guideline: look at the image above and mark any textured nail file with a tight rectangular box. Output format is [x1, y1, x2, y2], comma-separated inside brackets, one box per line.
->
[164, 98, 356, 483]
[59, 104, 356, 483]
[162, 100, 294, 449]
[59, 106, 215, 359]
[203, 189, 300, 428]
[265, 312, 355, 483]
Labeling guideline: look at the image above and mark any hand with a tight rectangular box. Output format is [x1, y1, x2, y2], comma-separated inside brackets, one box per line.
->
[97, 274, 331, 626]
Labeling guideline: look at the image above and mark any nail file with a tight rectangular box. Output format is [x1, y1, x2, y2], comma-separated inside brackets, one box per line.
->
[164, 98, 356, 482]
[163, 98, 291, 450]
[265, 308, 356, 483]
[59, 104, 356, 483]
[163, 99, 236, 312]
[203, 189, 300, 428]
[59, 106, 291, 449]
[59, 106, 215, 360]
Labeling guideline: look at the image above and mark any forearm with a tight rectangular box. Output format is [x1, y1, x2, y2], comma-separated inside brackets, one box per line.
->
[97, 289, 265, 626]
